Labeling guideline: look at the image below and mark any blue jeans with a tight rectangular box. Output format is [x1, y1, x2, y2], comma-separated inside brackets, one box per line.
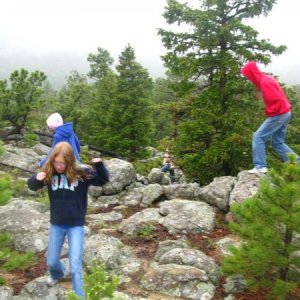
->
[252, 111, 298, 169]
[161, 163, 175, 179]
[48, 224, 84, 298]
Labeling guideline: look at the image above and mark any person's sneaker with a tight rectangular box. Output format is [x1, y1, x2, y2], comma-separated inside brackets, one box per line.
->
[247, 167, 268, 174]
[46, 276, 59, 287]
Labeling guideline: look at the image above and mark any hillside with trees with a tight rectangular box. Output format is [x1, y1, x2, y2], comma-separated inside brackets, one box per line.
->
[0, 0, 300, 185]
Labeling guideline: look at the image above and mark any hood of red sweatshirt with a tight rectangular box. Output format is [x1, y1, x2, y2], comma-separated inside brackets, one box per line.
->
[240, 61, 263, 89]
[241, 61, 291, 117]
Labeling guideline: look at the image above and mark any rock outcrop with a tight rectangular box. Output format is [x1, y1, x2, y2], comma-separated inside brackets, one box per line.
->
[0, 143, 264, 300]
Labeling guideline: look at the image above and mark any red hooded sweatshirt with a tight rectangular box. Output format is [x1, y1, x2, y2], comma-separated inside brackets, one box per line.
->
[241, 61, 291, 117]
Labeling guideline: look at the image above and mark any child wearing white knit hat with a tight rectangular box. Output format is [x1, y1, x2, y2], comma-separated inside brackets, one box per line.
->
[39, 113, 81, 167]
[46, 113, 63, 131]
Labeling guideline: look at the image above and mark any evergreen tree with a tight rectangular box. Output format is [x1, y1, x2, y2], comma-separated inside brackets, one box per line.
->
[158, 0, 286, 183]
[57, 71, 94, 138]
[0, 69, 46, 133]
[105, 44, 153, 160]
[222, 158, 300, 299]
[151, 78, 177, 144]
[82, 70, 118, 148]
[76, 47, 118, 148]
[87, 47, 114, 81]
[284, 86, 300, 153]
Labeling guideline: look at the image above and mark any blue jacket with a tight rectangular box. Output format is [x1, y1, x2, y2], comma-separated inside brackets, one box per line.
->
[39, 122, 81, 167]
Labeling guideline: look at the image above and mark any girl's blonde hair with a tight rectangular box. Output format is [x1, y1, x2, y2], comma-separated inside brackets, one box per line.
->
[42, 142, 86, 184]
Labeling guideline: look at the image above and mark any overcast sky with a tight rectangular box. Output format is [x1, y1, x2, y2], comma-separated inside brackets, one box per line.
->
[0, 0, 299, 85]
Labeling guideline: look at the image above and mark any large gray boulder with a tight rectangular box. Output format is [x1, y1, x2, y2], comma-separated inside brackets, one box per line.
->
[147, 168, 171, 185]
[83, 233, 142, 278]
[0, 204, 49, 252]
[0, 144, 41, 172]
[14, 276, 68, 300]
[197, 176, 236, 212]
[158, 248, 220, 284]
[159, 199, 215, 234]
[163, 183, 202, 200]
[102, 159, 137, 195]
[229, 170, 263, 205]
[118, 208, 164, 235]
[141, 263, 216, 299]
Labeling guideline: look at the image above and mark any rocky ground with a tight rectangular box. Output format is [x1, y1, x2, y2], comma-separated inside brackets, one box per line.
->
[1, 141, 300, 299]
[3, 204, 299, 300]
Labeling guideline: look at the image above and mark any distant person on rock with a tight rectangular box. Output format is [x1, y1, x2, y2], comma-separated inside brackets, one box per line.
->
[28, 141, 109, 298]
[241, 61, 299, 174]
[39, 113, 81, 167]
[161, 149, 175, 182]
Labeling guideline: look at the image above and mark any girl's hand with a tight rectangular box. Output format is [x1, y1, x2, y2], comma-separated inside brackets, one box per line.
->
[91, 157, 102, 164]
[36, 172, 46, 181]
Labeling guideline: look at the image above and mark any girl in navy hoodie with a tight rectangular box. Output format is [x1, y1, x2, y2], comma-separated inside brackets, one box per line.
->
[28, 141, 109, 298]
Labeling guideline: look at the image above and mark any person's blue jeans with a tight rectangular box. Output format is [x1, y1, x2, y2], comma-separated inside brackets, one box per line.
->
[161, 163, 175, 179]
[161, 163, 170, 173]
[47, 224, 84, 298]
[252, 111, 298, 169]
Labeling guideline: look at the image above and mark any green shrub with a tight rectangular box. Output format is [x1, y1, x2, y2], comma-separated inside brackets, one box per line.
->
[10, 169, 20, 177]
[0, 232, 11, 247]
[13, 178, 26, 197]
[222, 156, 300, 299]
[0, 174, 12, 206]
[0, 172, 27, 203]
[133, 157, 161, 176]
[0, 276, 6, 286]
[68, 260, 121, 300]
[0, 140, 5, 156]
[23, 133, 39, 146]
[0, 247, 10, 262]
[0, 232, 12, 262]
[3, 251, 37, 272]
[138, 223, 154, 238]
[0, 232, 37, 273]
[80, 145, 93, 164]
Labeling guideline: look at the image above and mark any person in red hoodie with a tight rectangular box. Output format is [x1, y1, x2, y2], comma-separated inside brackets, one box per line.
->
[241, 61, 299, 174]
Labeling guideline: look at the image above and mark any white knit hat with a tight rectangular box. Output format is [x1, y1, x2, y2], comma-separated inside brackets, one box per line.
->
[46, 113, 63, 130]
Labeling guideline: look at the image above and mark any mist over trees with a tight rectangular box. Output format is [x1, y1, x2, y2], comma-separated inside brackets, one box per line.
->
[0, 51, 90, 90]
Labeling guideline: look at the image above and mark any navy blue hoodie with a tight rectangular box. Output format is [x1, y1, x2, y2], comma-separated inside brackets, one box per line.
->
[39, 122, 81, 167]
[27, 162, 109, 226]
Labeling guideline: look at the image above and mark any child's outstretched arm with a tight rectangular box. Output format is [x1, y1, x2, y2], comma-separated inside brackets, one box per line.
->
[27, 172, 46, 191]
[88, 158, 109, 186]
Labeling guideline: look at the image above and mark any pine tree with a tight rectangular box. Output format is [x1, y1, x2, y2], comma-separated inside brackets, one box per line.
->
[106, 44, 153, 160]
[222, 157, 300, 299]
[87, 47, 114, 81]
[83, 70, 118, 148]
[158, 0, 286, 183]
[77, 48, 117, 148]
[57, 71, 94, 137]
[151, 78, 178, 143]
[0, 69, 46, 133]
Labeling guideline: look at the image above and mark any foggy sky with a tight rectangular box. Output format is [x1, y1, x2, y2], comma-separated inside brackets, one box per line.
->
[0, 0, 299, 88]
